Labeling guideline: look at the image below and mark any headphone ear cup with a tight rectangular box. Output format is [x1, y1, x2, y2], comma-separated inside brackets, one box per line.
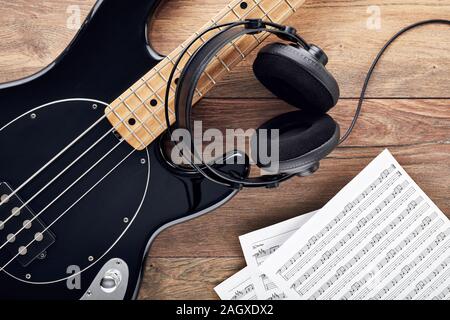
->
[251, 111, 340, 174]
[253, 43, 340, 114]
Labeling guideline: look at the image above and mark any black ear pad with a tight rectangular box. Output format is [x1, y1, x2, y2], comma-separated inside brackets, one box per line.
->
[253, 43, 340, 114]
[251, 111, 340, 174]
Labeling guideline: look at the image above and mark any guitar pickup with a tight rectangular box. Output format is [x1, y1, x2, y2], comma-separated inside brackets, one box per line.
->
[0, 182, 55, 267]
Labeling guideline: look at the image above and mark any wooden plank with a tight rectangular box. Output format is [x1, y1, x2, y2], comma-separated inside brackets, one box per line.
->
[1, 0, 449, 300]
[0, 0, 95, 81]
[138, 258, 243, 300]
[148, 98, 450, 257]
[149, 144, 450, 257]
[1, 0, 449, 98]
[151, 0, 450, 98]
[192, 98, 450, 147]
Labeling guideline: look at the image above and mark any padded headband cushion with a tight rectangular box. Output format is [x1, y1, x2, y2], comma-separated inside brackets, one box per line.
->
[253, 43, 340, 114]
[251, 111, 340, 173]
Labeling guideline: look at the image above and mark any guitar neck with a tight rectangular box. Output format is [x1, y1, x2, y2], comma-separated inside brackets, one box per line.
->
[106, 0, 305, 150]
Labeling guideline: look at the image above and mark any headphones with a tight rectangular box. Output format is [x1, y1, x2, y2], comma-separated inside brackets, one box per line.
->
[164, 18, 450, 190]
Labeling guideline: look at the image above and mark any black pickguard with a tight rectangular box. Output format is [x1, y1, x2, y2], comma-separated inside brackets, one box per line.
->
[0, 0, 249, 299]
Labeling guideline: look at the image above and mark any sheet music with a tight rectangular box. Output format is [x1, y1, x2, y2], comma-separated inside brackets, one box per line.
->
[260, 150, 450, 300]
[239, 211, 317, 299]
[214, 267, 258, 300]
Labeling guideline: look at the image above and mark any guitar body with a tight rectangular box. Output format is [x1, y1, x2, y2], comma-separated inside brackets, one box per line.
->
[0, 0, 248, 299]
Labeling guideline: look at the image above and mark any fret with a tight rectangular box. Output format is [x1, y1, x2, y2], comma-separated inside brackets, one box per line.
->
[134, 80, 154, 105]
[145, 91, 171, 128]
[211, 18, 248, 61]
[228, 0, 258, 20]
[236, 1, 265, 20]
[196, 88, 204, 97]
[257, 0, 279, 13]
[267, 0, 294, 22]
[255, 1, 274, 23]
[214, 55, 231, 72]
[165, 55, 184, 75]
[189, 31, 207, 52]
[228, 4, 244, 20]
[159, 63, 175, 83]
[139, 78, 159, 106]
[107, 105, 147, 149]
[168, 46, 192, 70]
[129, 91, 166, 132]
[219, 3, 263, 62]
[179, 44, 197, 67]
[215, 45, 242, 68]
[196, 32, 232, 74]
[179, 44, 219, 83]
[123, 92, 156, 131]
[154, 86, 175, 116]
[204, 71, 217, 85]
[235, 35, 260, 58]
[127, 80, 172, 135]
[199, 30, 215, 43]
[145, 71, 167, 94]
[229, 40, 246, 58]
[156, 69, 168, 83]
[284, 0, 297, 13]
[217, 11, 237, 24]
[106, 0, 304, 151]
[120, 96, 157, 138]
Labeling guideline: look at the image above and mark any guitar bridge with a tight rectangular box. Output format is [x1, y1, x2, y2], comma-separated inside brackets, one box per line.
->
[0, 182, 55, 267]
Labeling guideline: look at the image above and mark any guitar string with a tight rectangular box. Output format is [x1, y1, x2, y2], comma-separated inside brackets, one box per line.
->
[0, 22, 243, 255]
[0, 1, 294, 271]
[0, 0, 273, 224]
[0, 21, 252, 273]
[0, 0, 287, 235]
[0, 0, 255, 207]
[0, 18, 242, 229]
[0, 148, 137, 272]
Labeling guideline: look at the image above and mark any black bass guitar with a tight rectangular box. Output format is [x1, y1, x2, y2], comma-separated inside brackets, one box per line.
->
[0, 0, 301, 299]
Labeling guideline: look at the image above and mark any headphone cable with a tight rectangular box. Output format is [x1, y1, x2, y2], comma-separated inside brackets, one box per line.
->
[339, 19, 450, 145]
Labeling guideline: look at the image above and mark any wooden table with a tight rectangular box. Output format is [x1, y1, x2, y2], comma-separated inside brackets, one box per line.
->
[0, 0, 449, 299]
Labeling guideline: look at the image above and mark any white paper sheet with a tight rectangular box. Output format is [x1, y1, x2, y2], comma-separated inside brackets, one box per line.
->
[214, 267, 258, 300]
[260, 149, 450, 300]
[239, 211, 317, 299]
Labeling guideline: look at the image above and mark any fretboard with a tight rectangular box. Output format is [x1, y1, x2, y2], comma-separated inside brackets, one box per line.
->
[105, 0, 305, 150]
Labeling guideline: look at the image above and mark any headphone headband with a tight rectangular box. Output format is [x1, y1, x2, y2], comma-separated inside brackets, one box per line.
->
[167, 21, 305, 189]
[176, 21, 307, 133]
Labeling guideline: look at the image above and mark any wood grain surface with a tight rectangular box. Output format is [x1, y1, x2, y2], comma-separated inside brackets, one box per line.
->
[0, 0, 449, 300]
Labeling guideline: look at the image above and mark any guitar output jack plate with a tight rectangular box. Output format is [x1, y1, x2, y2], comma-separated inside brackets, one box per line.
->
[81, 258, 129, 300]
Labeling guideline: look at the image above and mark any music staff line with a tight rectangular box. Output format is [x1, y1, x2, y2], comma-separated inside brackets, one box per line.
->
[317, 198, 430, 300]
[278, 166, 400, 281]
[332, 205, 437, 300]
[293, 182, 414, 295]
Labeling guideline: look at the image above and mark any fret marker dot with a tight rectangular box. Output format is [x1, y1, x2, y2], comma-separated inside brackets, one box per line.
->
[174, 78, 179, 85]
[0, 221, 4, 230]
[18, 246, 27, 256]
[240, 2, 248, 9]
[150, 99, 158, 107]
[128, 118, 136, 126]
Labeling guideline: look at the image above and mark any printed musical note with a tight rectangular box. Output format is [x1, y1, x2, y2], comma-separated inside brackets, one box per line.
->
[238, 211, 317, 300]
[260, 150, 450, 300]
[214, 267, 258, 300]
